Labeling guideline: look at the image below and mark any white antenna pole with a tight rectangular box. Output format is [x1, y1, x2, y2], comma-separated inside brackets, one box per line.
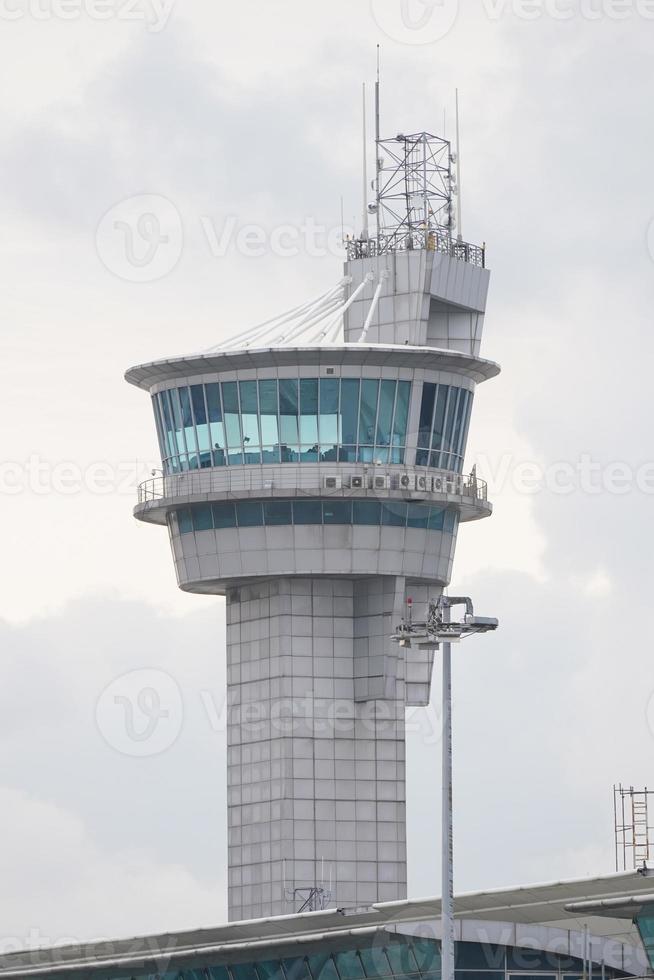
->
[362, 82, 369, 240]
[455, 88, 463, 240]
[375, 45, 381, 243]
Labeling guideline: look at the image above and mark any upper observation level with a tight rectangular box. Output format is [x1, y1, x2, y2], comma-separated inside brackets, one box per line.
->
[124, 120, 499, 592]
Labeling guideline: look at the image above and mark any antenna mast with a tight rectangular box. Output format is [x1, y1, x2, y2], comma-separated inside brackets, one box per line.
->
[455, 88, 463, 240]
[362, 83, 369, 240]
[375, 46, 381, 244]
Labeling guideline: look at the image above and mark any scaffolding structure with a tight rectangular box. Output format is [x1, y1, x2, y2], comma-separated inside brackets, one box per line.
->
[614, 784, 654, 870]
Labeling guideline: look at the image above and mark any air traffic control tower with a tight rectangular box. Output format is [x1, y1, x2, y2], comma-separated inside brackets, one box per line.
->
[126, 131, 500, 922]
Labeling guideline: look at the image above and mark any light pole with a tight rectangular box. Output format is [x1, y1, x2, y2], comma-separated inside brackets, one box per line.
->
[392, 595, 498, 980]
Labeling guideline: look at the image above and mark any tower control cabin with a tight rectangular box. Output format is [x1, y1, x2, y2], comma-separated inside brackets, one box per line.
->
[126, 131, 500, 922]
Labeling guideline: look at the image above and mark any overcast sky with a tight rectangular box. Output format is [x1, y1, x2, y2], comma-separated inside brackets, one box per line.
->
[2, 0, 654, 950]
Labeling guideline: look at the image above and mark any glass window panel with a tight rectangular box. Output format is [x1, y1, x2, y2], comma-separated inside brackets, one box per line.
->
[151, 396, 166, 459]
[212, 502, 236, 529]
[428, 507, 445, 531]
[259, 380, 280, 453]
[319, 378, 340, 457]
[323, 500, 352, 524]
[440, 387, 460, 466]
[177, 508, 193, 534]
[191, 385, 211, 457]
[300, 444, 320, 462]
[264, 500, 292, 525]
[353, 500, 382, 525]
[338, 446, 358, 463]
[256, 961, 285, 980]
[456, 942, 502, 970]
[169, 387, 188, 455]
[376, 380, 396, 447]
[236, 501, 263, 527]
[341, 379, 360, 446]
[205, 383, 226, 462]
[192, 504, 213, 532]
[392, 381, 411, 447]
[430, 385, 449, 454]
[206, 383, 222, 423]
[283, 960, 312, 980]
[444, 510, 457, 534]
[359, 379, 379, 449]
[207, 968, 231, 980]
[415, 449, 429, 467]
[418, 383, 436, 448]
[458, 391, 474, 468]
[506, 975, 556, 980]
[232, 965, 258, 980]
[333, 951, 365, 980]
[637, 908, 654, 970]
[191, 384, 207, 425]
[240, 381, 261, 462]
[179, 386, 199, 467]
[506, 948, 562, 970]
[307, 954, 340, 980]
[222, 382, 243, 463]
[381, 501, 407, 527]
[300, 379, 319, 450]
[384, 942, 419, 975]
[279, 379, 299, 458]
[452, 389, 469, 459]
[357, 947, 392, 977]
[456, 973, 504, 980]
[293, 500, 323, 524]
[159, 391, 176, 459]
[409, 939, 439, 972]
[407, 502, 429, 528]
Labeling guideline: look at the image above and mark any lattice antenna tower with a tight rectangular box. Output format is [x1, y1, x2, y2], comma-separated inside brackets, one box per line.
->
[372, 131, 457, 252]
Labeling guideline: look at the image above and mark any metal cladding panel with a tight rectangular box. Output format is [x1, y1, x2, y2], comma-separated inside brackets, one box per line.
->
[126, 343, 500, 390]
[171, 523, 458, 594]
[429, 252, 490, 313]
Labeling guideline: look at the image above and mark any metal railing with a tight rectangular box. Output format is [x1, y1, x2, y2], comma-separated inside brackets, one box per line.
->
[136, 469, 488, 506]
[345, 231, 486, 268]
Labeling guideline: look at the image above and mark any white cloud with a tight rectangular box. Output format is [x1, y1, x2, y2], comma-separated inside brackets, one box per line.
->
[0, 786, 225, 945]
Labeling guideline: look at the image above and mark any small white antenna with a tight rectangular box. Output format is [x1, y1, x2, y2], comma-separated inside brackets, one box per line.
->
[340, 195, 345, 244]
[375, 46, 382, 241]
[362, 82, 369, 240]
[455, 88, 463, 240]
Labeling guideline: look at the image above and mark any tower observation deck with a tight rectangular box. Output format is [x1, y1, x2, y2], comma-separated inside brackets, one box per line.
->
[126, 127, 499, 922]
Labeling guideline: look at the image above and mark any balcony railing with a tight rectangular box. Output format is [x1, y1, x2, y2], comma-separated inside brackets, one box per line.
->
[136, 469, 488, 506]
[345, 230, 486, 268]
